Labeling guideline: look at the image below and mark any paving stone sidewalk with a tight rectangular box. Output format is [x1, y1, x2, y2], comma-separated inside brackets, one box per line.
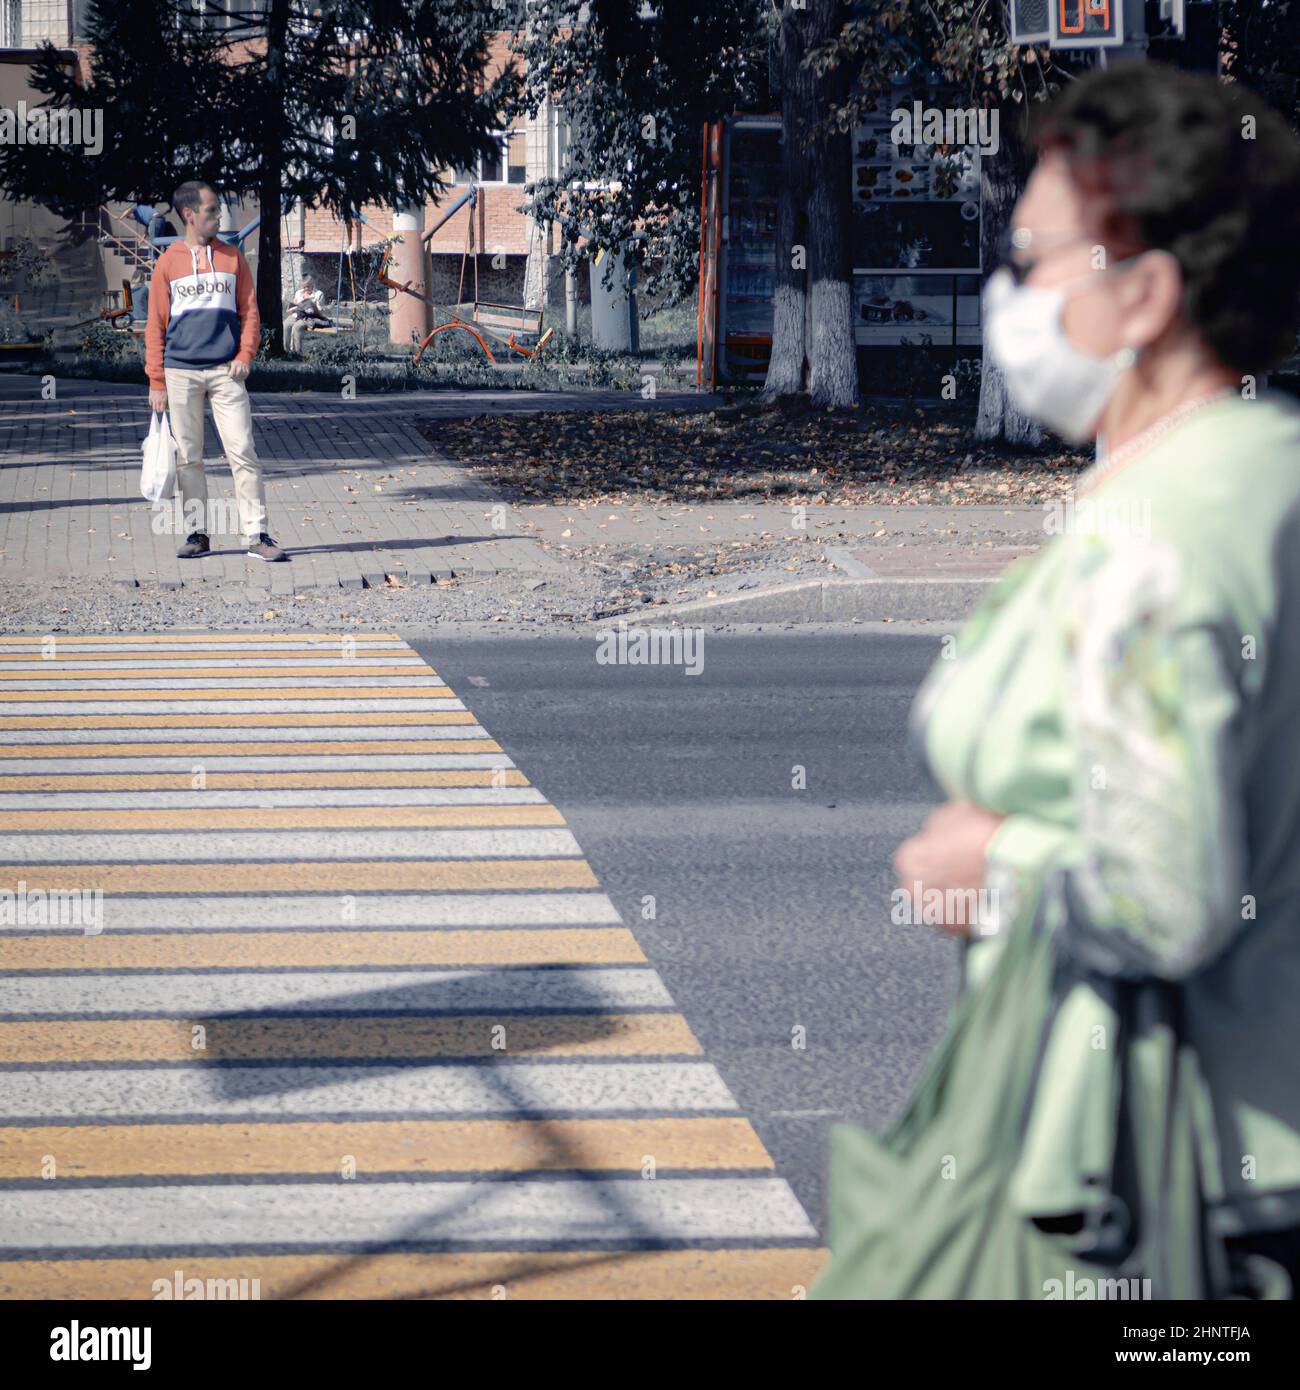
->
[0, 377, 1045, 600]
[0, 380, 723, 595]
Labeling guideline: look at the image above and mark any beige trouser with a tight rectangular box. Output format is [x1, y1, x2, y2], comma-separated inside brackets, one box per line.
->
[282, 315, 307, 354]
[163, 364, 268, 541]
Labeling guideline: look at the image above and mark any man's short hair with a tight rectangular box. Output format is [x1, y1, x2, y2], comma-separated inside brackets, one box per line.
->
[173, 181, 215, 221]
[302, 276, 314, 286]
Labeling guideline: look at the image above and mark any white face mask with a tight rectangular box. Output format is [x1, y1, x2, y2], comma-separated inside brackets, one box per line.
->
[983, 263, 1139, 443]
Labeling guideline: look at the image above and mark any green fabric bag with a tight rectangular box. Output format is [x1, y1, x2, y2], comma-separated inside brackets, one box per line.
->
[812, 882, 1235, 1300]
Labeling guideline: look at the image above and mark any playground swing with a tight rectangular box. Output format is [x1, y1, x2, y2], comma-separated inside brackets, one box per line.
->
[310, 211, 378, 336]
[281, 213, 361, 339]
[375, 184, 553, 364]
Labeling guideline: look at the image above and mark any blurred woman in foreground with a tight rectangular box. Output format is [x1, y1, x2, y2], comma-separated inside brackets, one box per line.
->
[816, 63, 1300, 1300]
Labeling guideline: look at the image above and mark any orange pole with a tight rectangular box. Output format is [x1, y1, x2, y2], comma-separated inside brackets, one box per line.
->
[697, 122, 709, 388]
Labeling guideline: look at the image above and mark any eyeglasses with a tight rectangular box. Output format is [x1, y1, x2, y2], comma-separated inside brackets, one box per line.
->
[995, 228, 1097, 286]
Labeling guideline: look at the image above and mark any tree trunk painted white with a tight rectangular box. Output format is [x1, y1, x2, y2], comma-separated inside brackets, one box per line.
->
[975, 123, 1044, 445]
[762, 1, 812, 399]
[806, 62, 858, 409]
[764, 0, 857, 406]
[766, 283, 808, 396]
[808, 277, 858, 406]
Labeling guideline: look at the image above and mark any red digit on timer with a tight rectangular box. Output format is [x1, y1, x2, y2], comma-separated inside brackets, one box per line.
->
[1058, 0, 1111, 33]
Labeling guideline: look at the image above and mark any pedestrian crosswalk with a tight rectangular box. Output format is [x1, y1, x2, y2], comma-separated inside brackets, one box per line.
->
[0, 633, 823, 1299]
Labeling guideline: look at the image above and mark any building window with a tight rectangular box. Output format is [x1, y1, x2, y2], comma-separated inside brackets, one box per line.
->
[172, 0, 260, 33]
[455, 132, 526, 186]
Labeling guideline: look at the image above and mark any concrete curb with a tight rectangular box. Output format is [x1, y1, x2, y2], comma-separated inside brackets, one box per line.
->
[661, 576, 995, 624]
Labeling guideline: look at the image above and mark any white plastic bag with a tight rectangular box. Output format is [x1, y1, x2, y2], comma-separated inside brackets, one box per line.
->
[140, 409, 177, 503]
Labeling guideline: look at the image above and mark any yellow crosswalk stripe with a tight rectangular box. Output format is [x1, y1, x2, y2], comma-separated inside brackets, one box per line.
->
[0, 740, 502, 757]
[0, 711, 479, 728]
[0, 927, 647, 971]
[0, 685, 457, 700]
[0, 1249, 828, 1300]
[0, 1012, 692, 1062]
[0, 805, 555, 830]
[0, 1117, 762, 1177]
[1, 860, 594, 892]
[0, 769, 530, 789]
[0, 666, 450, 680]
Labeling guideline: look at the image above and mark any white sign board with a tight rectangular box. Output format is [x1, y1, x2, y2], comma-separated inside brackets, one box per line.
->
[1009, 0, 1052, 45]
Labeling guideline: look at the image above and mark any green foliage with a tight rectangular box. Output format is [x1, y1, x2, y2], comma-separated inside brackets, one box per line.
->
[302, 335, 384, 370]
[506, 0, 772, 306]
[76, 322, 141, 362]
[0, 305, 42, 345]
[0, 237, 57, 288]
[0, 1, 518, 223]
[805, 0, 1086, 143]
[1224, 1, 1300, 130]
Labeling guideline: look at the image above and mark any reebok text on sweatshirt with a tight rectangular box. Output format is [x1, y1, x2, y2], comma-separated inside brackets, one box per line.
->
[145, 238, 260, 388]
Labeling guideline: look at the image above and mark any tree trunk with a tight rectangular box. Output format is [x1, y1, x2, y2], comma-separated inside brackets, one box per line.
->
[762, 1, 812, 399]
[763, 0, 856, 405]
[975, 118, 1043, 445]
[257, 158, 284, 357]
[256, 0, 290, 357]
[805, 0, 857, 408]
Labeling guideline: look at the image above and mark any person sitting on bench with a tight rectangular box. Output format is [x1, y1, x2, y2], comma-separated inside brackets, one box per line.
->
[129, 269, 150, 323]
[282, 276, 330, 354]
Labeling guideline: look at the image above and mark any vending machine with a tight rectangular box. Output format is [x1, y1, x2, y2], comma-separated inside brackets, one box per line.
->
[697, 89, 985, 389]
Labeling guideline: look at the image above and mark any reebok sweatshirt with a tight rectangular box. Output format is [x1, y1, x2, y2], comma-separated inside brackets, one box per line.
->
[145, 237, 260, 389]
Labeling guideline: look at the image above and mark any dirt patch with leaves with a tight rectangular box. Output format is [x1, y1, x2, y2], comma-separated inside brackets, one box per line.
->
[418, 399, 1092, 507]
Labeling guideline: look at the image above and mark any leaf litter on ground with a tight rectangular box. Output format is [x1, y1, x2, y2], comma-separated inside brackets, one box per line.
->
[417, 400, 1092, 508]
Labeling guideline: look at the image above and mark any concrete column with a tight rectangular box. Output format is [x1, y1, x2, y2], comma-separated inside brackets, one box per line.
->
[565, 264, 579, 338]
[589, 247, 637, 351]
[388, 205, 430, 349]
[523, 100, 549, 312]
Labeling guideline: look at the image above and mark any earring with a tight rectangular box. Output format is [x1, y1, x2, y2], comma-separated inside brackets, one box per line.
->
[1113, 346, 1138, 372]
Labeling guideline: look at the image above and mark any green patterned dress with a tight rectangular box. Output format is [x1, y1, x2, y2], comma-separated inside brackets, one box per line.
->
[814, 391, 1300, 1298]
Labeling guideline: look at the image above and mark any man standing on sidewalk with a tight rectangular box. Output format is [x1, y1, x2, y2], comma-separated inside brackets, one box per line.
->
[146, 181, 286, 562]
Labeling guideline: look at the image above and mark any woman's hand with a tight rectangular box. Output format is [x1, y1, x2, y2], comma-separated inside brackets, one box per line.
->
[892, 801, 1007, 936]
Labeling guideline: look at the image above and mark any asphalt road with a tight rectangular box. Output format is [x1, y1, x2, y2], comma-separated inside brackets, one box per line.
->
[413, 628, 961, 1232]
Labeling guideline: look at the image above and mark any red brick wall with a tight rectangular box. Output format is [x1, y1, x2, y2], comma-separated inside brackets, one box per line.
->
[302, 181, 533, 258]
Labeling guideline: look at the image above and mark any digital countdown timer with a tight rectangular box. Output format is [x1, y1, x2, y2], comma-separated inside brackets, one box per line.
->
[1009, 0, 1129, 47]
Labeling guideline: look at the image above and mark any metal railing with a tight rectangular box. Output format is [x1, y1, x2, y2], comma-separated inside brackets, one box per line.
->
[79, 206, 156, 276]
